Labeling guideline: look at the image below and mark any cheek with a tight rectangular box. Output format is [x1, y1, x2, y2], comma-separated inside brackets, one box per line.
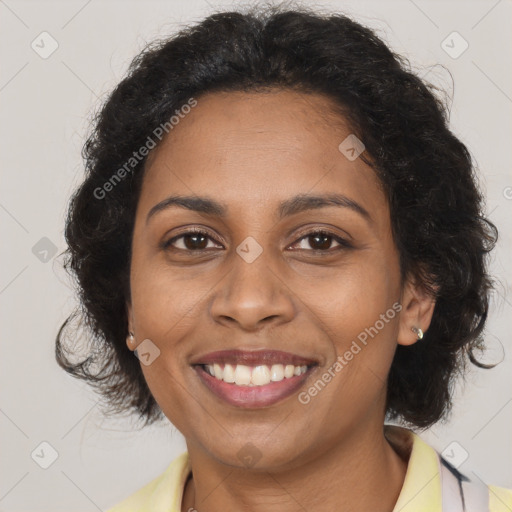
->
[293, 261, 401, 433]
[293, 248, 401, 381]
[140, 363, 206, 440]
[294, 247, 400, 330]
[130, 243, 209, 339]
[130, 259, 205, 431]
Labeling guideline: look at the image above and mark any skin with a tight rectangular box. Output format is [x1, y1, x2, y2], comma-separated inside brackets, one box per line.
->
[126, 89, 436, 512]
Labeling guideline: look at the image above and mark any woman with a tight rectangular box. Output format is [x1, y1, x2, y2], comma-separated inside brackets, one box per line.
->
[56, 4, 511, 511]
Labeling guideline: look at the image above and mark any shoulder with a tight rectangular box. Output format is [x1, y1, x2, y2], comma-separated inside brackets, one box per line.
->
[105, 451, 190, 512]
[385, 425, 512, 512]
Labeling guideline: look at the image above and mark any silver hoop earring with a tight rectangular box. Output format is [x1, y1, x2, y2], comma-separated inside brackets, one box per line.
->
[411, 326, 424, 340]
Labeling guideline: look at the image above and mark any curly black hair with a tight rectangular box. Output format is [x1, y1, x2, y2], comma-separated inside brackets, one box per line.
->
[55, 3, 498, 429]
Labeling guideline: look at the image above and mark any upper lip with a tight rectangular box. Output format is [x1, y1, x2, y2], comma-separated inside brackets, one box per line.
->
[190, 349, 319, 367]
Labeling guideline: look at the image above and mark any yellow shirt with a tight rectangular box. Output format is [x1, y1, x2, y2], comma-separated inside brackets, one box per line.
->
[106, 425, 512, 512]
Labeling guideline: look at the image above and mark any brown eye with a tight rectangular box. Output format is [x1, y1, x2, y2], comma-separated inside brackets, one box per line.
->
[163, 229, 223, 252]
[180, 233, 209, 250]
[290, 230, 352, 252]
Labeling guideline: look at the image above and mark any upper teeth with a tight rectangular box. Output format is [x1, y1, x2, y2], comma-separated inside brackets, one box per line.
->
[204, 363, 308, 386]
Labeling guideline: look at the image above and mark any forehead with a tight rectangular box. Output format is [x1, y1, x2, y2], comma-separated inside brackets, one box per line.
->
[140, 89, 385, 219]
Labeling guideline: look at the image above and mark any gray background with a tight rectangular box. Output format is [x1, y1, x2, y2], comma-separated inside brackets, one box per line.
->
[1, 0, 511, 510]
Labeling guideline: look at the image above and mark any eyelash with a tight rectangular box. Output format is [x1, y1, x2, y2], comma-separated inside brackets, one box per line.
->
[162, 227, 352, 254]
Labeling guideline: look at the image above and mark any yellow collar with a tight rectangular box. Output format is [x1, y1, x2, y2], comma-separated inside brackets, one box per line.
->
[385, 424, 442, 511]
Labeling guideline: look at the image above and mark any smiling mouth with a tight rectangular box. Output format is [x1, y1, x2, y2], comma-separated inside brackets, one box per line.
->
[191, 349, 319, 408]
[193, 363, 318, 409]
[200, 362, 310, 386]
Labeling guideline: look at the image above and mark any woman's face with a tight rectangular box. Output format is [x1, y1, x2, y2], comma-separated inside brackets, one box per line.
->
[128, 89, 423, 470]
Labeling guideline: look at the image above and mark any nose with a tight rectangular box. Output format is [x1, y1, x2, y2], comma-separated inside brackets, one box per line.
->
[209, 247, 296, 331]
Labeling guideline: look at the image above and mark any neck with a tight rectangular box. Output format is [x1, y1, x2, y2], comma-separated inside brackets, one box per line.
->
[181, 422, 408, 512]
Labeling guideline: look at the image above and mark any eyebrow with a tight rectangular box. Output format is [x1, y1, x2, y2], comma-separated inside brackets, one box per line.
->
[146, 193, 371, 224]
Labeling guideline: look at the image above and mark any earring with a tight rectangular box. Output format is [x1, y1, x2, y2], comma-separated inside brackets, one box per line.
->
[127, 331, 135, 345]
[411, 326, 424, 340]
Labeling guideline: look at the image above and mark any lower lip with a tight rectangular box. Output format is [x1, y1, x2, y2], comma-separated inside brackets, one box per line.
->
[194, 365, 315, 408]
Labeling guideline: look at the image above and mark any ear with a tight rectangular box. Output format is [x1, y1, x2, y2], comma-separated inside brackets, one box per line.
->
[126, 301, 135, 351]
[397, 274, 436, 346]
